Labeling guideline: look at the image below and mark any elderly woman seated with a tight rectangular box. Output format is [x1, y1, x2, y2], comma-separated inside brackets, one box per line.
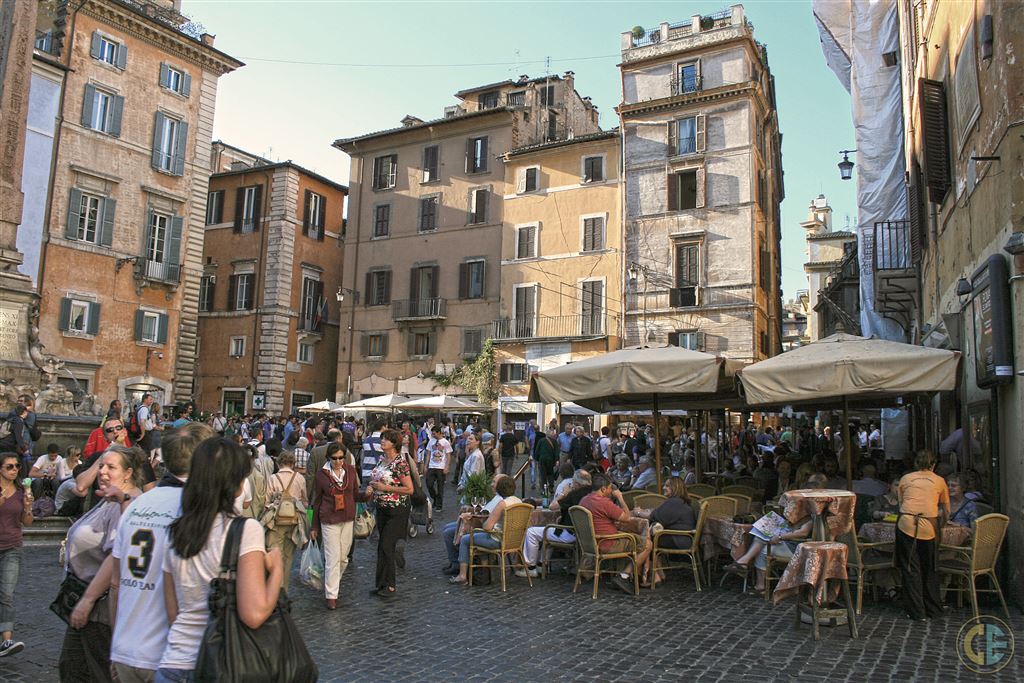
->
[723, 473, 828, 595]
[633, 476, 696, 587]
[608, 456, 633, 491]
[448, 475, 522, 585]
[514, 469, 592, 578]
[946, 474, 979, 528]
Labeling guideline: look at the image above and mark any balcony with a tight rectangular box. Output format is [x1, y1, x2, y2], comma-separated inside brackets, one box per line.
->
[392, 298, 447, 321]
[141, 259, 180, 284]
[491, 314, 615, 342]
[622, 8, 750, 53]
[872, 220, 918, 328]
[670, 74, 703, 95]
[298, 313, 323, 335]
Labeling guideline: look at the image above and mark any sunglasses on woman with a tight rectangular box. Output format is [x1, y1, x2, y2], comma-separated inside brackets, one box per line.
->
[105, 425, 124, 434]
[329, 456, 346, 461]
[2, 464, 19, 471]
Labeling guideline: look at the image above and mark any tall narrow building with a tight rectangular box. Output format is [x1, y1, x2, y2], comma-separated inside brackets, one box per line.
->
[617, 4, 784, 360]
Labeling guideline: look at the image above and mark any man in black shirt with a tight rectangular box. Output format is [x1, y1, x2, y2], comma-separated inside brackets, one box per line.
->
[517, 469, 592, 578]
[569, 427, 593, 470]
[498, 424, 519, 475]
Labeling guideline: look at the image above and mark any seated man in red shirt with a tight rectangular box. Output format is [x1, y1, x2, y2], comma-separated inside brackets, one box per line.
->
[580, 472, 644, 594]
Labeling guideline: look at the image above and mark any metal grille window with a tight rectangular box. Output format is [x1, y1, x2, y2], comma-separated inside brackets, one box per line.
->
[372, 154, 397, 190]
[418, 195, 438, 232]
[583, 156, 604, 183]
[373, 204, 390, 237]
[582, 217, 604, 252]
[423, 146, 439, 182]
[516, 226, 537, 259]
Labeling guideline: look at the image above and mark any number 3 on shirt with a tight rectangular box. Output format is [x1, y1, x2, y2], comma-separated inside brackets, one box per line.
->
[128, 529, 155, 579]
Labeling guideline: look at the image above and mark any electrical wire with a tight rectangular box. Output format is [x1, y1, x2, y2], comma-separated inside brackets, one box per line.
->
[237, 54, 619, 69]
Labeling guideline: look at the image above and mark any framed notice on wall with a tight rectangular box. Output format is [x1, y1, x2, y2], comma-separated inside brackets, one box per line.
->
[251, 392, 266, 410]
[970, 255, 1014, 388]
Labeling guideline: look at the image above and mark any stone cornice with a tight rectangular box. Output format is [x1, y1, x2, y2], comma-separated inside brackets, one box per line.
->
[81, 1, 243, 75]
[617, 82, 765, 118]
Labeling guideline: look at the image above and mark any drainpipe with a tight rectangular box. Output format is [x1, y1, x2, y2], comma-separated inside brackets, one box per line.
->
[343, 145, 364, 402]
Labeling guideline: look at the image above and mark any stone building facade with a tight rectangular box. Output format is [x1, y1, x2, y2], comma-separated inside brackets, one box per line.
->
[617, 5, 784, 361]
[333, 73, 600, 402]
[494, 130, 622, 429]
[799, 194, 857, 339]
[23, 0, 241, 407]
[195, 142, 348, 416]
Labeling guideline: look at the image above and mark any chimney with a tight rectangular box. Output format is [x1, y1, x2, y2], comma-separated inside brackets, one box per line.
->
[201, 33, 215, 46]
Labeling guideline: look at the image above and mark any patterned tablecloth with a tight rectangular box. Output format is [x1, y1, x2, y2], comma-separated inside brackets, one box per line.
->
[455, 506, 646, 543]
[859, 522, 972, 547]
[702, 516, 754, 561]
[772, 541, 849, 607]
[530, 508, 560, 527]
[779, 489, 856, 540]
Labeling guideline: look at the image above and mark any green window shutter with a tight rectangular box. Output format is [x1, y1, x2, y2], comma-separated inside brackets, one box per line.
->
[89, 32, 101, 59]
[172, 121, 188, 176]
[251, 185, 263, 229]
[381, 332, 389, 357]
[108, 94, 124, 138]
[115, 44, 127, 70]
[458, 262, 469, 299]
[167, 216, 183, 281]
[66, 188, 83, 240]
[181, 72, 192, 97]
[383, 270, 392, 303]
[228, 274, 238, 311]
[302, 190, 310, 235]
[157, 314, 169, 344]
[86, 302, 100, 336]
[99, 196, 115, 247]
[134, 309, 145, 341]
[233, 187, 244, 232]
[151, 112, 165, 169]
[82, 84, 96, 128]
[364, 272, 373, 307]
[59, 298, 72, 331]
[159, 62, 170, 88]
[317, 196, 326, 240]
[360, 334, 369, 357]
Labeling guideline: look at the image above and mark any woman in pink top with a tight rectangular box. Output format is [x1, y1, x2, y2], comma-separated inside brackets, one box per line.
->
[0, 452, 33, 657]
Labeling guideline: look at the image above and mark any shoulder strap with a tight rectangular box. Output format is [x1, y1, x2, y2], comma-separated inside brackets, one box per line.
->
[219, 517, 248, 574]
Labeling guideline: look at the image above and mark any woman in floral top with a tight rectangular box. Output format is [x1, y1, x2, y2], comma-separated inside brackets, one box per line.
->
[365, 429, 413, 598]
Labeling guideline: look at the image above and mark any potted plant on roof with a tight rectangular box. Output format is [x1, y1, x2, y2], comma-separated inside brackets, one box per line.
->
[631, 25, 646, 39]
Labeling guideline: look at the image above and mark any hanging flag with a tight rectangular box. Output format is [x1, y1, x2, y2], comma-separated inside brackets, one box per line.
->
[313, 295, 328, 330]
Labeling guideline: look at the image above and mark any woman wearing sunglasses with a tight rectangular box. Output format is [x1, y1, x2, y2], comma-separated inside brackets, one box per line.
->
[310, 442, 368, 609]
[0, 452, 33, 658]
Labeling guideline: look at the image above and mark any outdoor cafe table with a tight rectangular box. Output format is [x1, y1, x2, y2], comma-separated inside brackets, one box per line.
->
[455, 505, 647, 542]
[779, 489, 856, 541]
[859, 521, 972, 547]
[702, 515, 754, 561]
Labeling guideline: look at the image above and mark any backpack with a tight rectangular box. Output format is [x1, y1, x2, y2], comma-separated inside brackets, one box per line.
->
[273, 472, 299, 526]
[32, 496, 56, 518]
[127, 406, 144, 441]
[482, 445, 497, 476]
[246, 469, 268, 521]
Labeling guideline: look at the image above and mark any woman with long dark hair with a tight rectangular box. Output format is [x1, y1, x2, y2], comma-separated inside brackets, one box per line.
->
[59, 444, 146, 681]
[158, 438, 282, 682]
[0, 451, 32, 658]
[365, 429, 413, 598]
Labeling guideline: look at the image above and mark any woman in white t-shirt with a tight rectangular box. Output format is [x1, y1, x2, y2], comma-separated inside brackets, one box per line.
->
[159, 438, 282, 683]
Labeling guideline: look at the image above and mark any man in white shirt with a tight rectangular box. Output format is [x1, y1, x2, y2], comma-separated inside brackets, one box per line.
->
[425, 426, 452, 512]
[868, 422, 882, 449]
[29, 444, 69, 498]
[109, 422, 214, 683]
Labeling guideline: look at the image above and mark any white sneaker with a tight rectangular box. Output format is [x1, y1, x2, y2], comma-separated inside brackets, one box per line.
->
[0, 640, 24, 657]
[515, 567, 539, 578]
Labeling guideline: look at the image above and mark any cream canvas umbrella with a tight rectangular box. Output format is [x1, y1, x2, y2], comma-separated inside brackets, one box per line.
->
[738, 331, 960, 486]
[528, 345, 736, 488]
[297, 400, 345, 414]
[338, 394, 410, 411]
[395, 395, 493, 411]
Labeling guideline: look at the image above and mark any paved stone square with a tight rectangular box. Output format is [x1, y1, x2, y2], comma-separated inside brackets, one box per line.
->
[5, 495, 1022, 682]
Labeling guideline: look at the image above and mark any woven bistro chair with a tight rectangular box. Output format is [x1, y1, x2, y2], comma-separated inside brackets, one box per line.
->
[468, 502, 534, 592]
[621, 490, 645, 508]
[568, 505, 640, 599]
[723, 484, 762, 503]
[722, 493, 753, 516]
[938, 513, 1010, 620]
[838, 530, 893, 614]
[539, 522, 577, 579]
[687, 483, 717, 500]
[698, 496, 739, 579]
[650, 500, 707, 592]
[633, 493, 667, 510]
[733, 477, 761, 491]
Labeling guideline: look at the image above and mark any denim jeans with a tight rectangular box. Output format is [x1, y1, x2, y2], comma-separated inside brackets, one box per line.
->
[0, 547, 21, 633]
[443, 521, 459, 565]
[458, 531, 500, 564]
[155, 668, 195, 683]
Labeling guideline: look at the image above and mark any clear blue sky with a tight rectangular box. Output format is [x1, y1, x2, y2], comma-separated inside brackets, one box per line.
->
[183, 0, 856, 301]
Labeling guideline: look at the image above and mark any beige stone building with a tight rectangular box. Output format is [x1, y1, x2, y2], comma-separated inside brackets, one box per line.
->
[617, 5, 784, 361]
[493, 130, 622, 428]
[194, 142, 348, 416]
[333, 73, 600, 402]
[22, 0, 241, 407]
[799, 194, 857, 339]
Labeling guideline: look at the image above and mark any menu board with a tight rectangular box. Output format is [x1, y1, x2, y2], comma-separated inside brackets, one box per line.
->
[972, 284, 995, 385]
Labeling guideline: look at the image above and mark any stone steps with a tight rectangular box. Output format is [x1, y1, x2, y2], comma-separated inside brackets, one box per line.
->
[23, 515, 72, 546]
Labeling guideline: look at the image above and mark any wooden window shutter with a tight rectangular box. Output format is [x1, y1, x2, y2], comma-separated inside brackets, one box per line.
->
[182, 72, 192, 97]
[517, 168, 527, 194]
[360, 334, 369, 357]
[499, 364, 510, 383]
[244, 273, 256, 310]
[157, 314, 169, 344]
[134, 309, 145, 341]
[172, 121, 188, 176]
[668, 120, 678, 156]
[517, 228, 527, 258]
[167, 216, 183, 281]
[87, 302, 101, 336]
[667, 173, 679, 212]
[66, 188, 83, 240]
[409, 267, 420, 301]
[151, 112, 165, 170]
[228, 274, 238, 311]
[695, 113, 706, 153]
[159, 63, 170, 88]
[696, 330, 706, 351]
[109, 95, 124, 137]
[383, 270, 392, 303]
[381, 332, 389, 358]
[907, 160, 925, 264]
[364, 271, 373, 306]
[407, 331, 416, 357]
[919, 78, 951, 203]
[465, 138, 473, 173]
[58, 298, 72, 331]
[252, 185, 263, 229]
[318, 196, 327, 240]
[430, 265, 440, 297]
[233, 187, 244, 232]
[696, 167, 706, 208]
[667, 331, 680, 347]
[81, 84, 96, 128]
[115, 44, 127, 69]
[302, 190, 311, 235]
[99, 196, 116, 247]
[479, 137, 488, 172]
[89, 32, 102, 59]
[458, 262, 469, 299]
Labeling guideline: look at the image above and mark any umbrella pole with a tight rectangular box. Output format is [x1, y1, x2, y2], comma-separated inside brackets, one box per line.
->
[695, 411, 703, 482]
[843, 396, 852, 490]
[653, 394, 663, 491]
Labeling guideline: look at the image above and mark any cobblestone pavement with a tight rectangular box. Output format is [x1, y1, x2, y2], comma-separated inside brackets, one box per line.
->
[4, 482, 1023, 682]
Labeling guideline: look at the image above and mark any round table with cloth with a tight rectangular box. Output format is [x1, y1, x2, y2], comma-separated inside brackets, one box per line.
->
[772, 540, 850, 607]
[779, 489, 856, 541]
[701, 516, 754, 561]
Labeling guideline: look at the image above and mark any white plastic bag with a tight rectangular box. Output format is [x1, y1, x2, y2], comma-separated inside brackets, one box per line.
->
[299, 541, 324, 591]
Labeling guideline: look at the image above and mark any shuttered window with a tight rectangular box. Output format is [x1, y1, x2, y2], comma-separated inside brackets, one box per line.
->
[581, 280, 604, 335]
[151, 112, 188, 176]
[467, 136, 488, 173]
[418, 195, 439, 232]
[373, 204, 390, 237]
[303, 190, 326, 240]
[469, 188, 488, 224]
[919, 78, 951, 203]
[361, 332, 388, 358]
[516, 226, 537, 259]
[907, 160, 926, 264]
[364, 270, 392, 306]
[500, 363, 529, 383]
[583, 156, 604, 183]
[458, 260, 485, 299]
[462, 329, 484, 357]
[58, 298, 100, 336]
[206, 191, 224, 225]
[582, 217, 604, 252]
[372, 154, 397, 190]
[65, 189, 114, 246]
[81, 85, 123, 136]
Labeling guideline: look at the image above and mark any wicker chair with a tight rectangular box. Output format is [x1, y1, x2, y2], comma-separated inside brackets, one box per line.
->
[734, 476, 761, 491]
[687, 483, 716, 499]
[568, 505, 639, 599]
[539, 523, 577, 579]
[650, 500, 707, 592]
[723, 484, 762, 502]
[838, 530, 893, 614]
[698, 496, 739, 579]
[722, 493, 753, 516]
[633, 493, 667, 510]
[468, 502, 534, 592]
[939, 513, 1010, 620]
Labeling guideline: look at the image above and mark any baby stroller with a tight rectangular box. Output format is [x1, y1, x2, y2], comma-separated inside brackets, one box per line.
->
[408, 495, 434, 537]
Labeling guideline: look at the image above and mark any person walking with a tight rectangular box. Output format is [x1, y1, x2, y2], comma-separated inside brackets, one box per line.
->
[159, 438, 282, 682]
[310, 443, 367, 609]
[0, 451, 33, 657]
[365, 429, 413, 598]
[265, 450, 308, 591]
[498, 424, 518, 476]
[532, 428, 559, 494]
[895, 450, 950, 621]
[424, 426, 451, 512]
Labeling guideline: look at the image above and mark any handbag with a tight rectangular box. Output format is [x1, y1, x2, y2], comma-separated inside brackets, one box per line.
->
[49, 571, 91, 626]
[353, 505, 375, 539]
[405, 454, 427, 507]
[195, 518, 318, 683]
[332, 479, 347, 512]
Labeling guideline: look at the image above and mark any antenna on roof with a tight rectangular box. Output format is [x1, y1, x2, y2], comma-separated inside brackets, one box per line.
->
[512, 48, 521, 78]
[544, 55, 551, 78]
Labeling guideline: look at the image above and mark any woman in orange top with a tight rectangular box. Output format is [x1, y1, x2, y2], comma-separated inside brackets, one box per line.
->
[895, 450, 950, 621]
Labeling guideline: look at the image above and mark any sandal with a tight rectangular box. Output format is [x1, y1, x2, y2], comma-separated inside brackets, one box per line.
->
[723, 562, 749, 575]
[448, 576, 468, 585]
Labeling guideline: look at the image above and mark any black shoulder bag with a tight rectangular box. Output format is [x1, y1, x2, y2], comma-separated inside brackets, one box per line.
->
[195, 517, 318, 683]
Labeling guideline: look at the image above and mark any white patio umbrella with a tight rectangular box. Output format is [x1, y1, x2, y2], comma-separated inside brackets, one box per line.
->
[296, 400, 344, 414]
[338, 394, 410, 411]
[395, 395, 493, 411]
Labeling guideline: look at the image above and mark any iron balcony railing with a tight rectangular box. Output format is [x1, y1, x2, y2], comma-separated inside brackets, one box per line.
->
[491, 314, 615, 341]
[670, 73, 703, 95]
[873, 220, 912, 271]
[298, 313, 323, 334]
[392, 298, 447, 321]
[631, 27, 663, 47]
[142, 259, 180, 283]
